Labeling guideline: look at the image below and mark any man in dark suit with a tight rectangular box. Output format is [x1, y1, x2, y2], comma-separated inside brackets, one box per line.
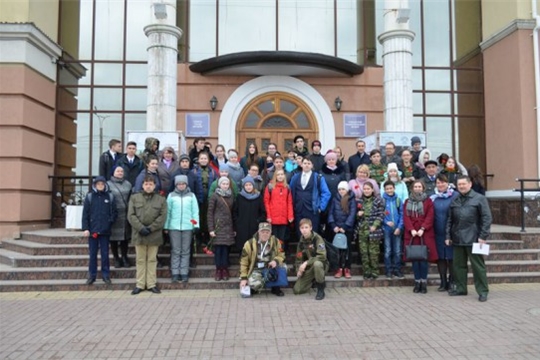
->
[348, 140, 371, 175]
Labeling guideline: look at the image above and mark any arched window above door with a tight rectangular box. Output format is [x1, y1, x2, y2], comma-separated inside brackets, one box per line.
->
[237, 92, 318, 154]
[239, 93, 315, 129]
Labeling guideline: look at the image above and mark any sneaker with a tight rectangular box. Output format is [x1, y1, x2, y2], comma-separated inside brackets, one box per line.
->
[394, 270, 404, 279]
[171, 275, 180, 283]
[344, 268, 352, 279]
[334, 268, 343, 279]
[385, 273, 393, 280]
[181, 275, 189, 283]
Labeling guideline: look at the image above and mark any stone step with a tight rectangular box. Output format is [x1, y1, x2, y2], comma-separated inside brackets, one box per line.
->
[1, 271, 540, 293]
[489, 249, 540, 261]
[2, 257, 540, 281]
[1, 237, 529, 262]
[1, 239, 90, 256]
[20, 230, 88, 245]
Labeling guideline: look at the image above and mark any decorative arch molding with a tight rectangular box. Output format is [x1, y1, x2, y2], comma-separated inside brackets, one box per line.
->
[218, 76, 335, 150]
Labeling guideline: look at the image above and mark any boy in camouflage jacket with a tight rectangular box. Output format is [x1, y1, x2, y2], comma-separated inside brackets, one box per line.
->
[294, 218, 329, 300]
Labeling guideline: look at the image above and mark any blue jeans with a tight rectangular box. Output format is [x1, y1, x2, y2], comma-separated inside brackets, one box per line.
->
[383, 228, 402, 274]
[88, 235, 110, 279]
[412, 260, 428, 280]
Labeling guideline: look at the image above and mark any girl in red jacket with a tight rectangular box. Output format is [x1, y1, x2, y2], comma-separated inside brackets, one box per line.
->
[264, 169, 294, 253]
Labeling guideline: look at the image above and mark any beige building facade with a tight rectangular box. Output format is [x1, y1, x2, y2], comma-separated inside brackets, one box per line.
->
[0, 0, 539, 239]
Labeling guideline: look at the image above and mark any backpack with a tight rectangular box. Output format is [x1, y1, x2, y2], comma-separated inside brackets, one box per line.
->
[313, 236, 340, 273]
[87, 191, 114, 218]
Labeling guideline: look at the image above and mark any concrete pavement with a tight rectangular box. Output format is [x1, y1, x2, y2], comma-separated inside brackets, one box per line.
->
[1, 284, 539, 359]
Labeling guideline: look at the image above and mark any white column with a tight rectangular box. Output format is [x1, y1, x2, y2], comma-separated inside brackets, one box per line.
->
[144, 1, 183, 131]
[377, 0, 415, 132]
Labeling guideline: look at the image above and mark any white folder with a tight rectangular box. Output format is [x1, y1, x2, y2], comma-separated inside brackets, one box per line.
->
[472, 243, 490, 256]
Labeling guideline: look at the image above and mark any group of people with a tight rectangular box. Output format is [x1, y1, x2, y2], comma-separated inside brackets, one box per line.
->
[81, 135, 492, 302]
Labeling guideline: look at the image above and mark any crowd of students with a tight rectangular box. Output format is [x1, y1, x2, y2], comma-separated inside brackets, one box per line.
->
[81, 135, 490, 300]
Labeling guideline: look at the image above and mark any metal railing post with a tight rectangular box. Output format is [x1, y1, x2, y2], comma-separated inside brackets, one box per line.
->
[519, 179, 526, 232]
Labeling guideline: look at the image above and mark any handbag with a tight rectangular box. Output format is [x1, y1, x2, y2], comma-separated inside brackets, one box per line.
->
[332, 233, 348, 250]
[263, 266, 289, 288]
[405, 236, 428, 261]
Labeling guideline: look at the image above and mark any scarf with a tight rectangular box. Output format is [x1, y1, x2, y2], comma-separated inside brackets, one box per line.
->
[215, 188, 232, 197]
[430, 187, 454, 201]
[227, 162, 242, 170]
[406, 192, 427, 217]
[326, 165, 337, 171]
[240, 189, 260, 200]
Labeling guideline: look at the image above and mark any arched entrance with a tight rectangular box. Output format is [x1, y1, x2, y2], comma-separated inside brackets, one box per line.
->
[218, 76, 335, 152]
[236, 92, 318, 154]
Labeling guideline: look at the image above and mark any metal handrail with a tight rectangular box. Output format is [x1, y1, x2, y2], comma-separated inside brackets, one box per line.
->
[48, 175, 93, 227]
[513, 178, 540, 232]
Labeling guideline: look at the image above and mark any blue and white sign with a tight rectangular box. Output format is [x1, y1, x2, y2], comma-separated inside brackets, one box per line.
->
[186, 113, 210, 137]
[343, 114, 367, 137]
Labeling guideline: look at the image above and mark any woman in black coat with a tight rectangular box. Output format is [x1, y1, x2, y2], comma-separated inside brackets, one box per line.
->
[233, 176, 267, 252]
[320, 151, 347, 240]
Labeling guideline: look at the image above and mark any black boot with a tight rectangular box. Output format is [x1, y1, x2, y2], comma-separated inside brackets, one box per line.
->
[438, 275, 447, 292]
[122, 256, 131, 268]
[413, 281, 421, 293]
[447, 275, 454, 292]
[420, 281, 427, 294]
[315, 282, 325, 300]
[114, 257, 122, 268]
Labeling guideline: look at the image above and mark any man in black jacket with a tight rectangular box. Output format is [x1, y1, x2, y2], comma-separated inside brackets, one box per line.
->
[446, 175, 492, 302]
[348, 139, 371, 175]
[99, 139, 122, 180]
[116, 141, 143, 186]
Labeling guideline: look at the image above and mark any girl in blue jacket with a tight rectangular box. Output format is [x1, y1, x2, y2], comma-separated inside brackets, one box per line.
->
[164, 175, 199, 283]
[327, 181, 356, 279]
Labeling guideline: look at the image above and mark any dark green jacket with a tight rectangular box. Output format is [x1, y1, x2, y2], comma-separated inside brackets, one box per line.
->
[128, 191, 167, 246]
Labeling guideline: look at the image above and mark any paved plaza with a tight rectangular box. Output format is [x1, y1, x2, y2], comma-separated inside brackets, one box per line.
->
[1, 284, 539, 359]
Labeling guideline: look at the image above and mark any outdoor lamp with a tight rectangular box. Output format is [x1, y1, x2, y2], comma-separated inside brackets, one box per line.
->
[334, 96, 342, 112]
[210, 96, 218, 111]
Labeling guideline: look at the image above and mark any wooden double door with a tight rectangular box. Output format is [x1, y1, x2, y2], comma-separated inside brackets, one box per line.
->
[236, 92, 318, 156]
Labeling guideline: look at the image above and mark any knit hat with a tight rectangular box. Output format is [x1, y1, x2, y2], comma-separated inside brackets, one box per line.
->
[175, 175, 188, 185]
[324, 150, 338, 162]
[311, 140, 321, 149]
[218, 176, 230, 187]
[258, 222, 272, 232]
[93, 176, 107, 185]
[179, 154, 190, 163]
[337, 181, 349, 191]
[387, 162, 399, 173]
[242, 175, 255, 187]
[411, 136, 421, 146]
[219, 163, 229, 172]
[293, 135, 304, 143]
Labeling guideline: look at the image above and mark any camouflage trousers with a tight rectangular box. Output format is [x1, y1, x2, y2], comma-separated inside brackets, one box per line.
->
[248, 270, 265, 293]
[358, 232, 381, 277]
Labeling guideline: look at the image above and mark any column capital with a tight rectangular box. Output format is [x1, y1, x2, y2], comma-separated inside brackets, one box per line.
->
[143, 24, 183, 40]
[378, 29, 416, 44]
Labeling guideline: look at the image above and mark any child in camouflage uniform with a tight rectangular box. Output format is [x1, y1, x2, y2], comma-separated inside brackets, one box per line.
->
[293, 218, 328, 300]
[356, 182, 385, 280]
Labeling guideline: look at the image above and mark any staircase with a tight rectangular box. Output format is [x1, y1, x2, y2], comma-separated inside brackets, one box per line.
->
[0, 226, 539, 292]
